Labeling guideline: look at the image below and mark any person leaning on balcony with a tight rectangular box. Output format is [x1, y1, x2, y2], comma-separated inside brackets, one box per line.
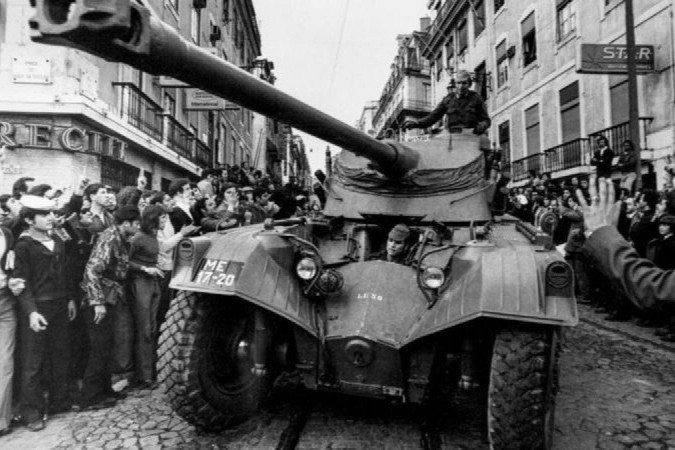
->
[590, 136, 614, 179]
[401, 70, 491, 135]
[617, 139, 638, 193]
[578, 175, 675, 307]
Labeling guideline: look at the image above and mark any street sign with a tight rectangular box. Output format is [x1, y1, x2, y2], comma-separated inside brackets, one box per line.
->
[576, 43, 655, 74]
[185, 88, 227, 110]
[11, 56, 52, 84]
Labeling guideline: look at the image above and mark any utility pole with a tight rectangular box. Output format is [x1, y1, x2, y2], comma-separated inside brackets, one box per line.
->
[625, 0, 642, 191]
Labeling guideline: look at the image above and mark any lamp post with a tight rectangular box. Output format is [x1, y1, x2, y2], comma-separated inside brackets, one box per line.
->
[625, 0, 641, 191]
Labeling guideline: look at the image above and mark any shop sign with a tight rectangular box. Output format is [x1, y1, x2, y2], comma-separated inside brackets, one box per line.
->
[0, 119, 126, 160]
[577, 43, 655, 74]
[12, 56, 52, 84]
[185, 88, 226, 110]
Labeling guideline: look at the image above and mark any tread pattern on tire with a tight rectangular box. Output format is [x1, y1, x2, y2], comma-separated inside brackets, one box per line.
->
[487, 327, 560, 450]
[157, 291, 231, 431]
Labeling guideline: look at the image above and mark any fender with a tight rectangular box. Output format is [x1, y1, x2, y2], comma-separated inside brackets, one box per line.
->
[171, 226, 318, 336]
[401, 244, 577, 346]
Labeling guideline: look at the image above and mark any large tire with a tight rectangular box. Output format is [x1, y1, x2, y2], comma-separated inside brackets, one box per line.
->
[487, 327, 560, 450]
[157, 291, 271, 431]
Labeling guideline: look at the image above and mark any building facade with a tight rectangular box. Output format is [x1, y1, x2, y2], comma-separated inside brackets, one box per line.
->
[422, 0, 675, 189]
[0, 0, 275, 193]
[372, 25, 433, 141]
[356, 100, 380, 137]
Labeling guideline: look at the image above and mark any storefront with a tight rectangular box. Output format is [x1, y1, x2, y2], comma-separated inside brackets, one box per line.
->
[0, 114, 187, 193]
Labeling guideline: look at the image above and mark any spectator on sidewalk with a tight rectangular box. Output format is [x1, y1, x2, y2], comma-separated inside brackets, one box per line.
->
[80, 206, 140, 411]
[128, 205, 166, 388]
[168, 179, 195, 232]
[0, 226, 15, 436]
[11, 195, 76, 431]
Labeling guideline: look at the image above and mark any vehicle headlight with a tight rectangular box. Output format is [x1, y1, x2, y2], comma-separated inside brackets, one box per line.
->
[296, 257, 319, 280]
[421, 267, 445, 289]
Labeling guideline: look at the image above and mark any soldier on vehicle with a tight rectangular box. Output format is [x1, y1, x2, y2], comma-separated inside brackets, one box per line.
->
[371, 224, 413, 264]
[402, 70, 490, 135]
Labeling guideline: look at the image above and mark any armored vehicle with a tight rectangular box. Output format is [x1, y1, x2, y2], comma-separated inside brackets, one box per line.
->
[30, 1, 577, 447]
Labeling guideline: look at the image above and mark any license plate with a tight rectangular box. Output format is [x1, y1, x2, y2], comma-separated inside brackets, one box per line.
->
[193, 259, 243, 288]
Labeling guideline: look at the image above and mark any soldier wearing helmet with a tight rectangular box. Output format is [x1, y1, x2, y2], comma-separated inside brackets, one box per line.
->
[402, 70, 490, 135]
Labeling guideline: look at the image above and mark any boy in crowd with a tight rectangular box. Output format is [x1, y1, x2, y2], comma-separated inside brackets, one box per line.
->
[80, 206, 140, 411]
[11, 195, 76, 431]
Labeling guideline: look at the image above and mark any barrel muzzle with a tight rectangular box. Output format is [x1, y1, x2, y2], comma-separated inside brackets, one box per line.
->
[29, 0, 160, 74]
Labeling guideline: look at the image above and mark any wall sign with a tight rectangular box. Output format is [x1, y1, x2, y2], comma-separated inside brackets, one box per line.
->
[12, 56, 52, 84]
[185, 88, 227, 110]
[0, 119, 125, 160]
[576, 43, 655, 74]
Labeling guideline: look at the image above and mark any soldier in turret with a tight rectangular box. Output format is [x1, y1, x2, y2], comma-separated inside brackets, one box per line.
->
[402, 70, 490, 135]
[371, 224, 413, 264]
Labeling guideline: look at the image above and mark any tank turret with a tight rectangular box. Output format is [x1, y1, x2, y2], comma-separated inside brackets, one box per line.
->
[29, 0, 492, 222]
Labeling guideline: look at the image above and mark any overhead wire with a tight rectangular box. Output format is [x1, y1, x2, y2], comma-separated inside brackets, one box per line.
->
[325, 0, 351, 108]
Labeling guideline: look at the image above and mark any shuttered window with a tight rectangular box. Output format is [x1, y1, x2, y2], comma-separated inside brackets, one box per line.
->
[525, 104, 540, 155]
[458, 18, 468, 52]
[560, 81, 580, 142]
[498, 120, 510, 156]
[610, 79, 629, 125]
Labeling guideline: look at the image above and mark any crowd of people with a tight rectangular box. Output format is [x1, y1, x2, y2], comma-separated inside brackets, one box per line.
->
[0, 165, 328, 434]
[497, 145, 675, 342]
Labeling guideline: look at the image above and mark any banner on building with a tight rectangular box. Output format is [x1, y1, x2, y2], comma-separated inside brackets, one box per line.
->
[185, 89, 227, 110]
[576, 43, 655, 74]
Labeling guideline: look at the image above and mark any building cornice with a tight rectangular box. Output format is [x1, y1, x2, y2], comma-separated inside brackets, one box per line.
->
[0, 100, 201, 175]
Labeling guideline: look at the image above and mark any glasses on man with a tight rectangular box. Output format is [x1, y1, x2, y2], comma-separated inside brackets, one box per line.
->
[457, 81, 470, 85]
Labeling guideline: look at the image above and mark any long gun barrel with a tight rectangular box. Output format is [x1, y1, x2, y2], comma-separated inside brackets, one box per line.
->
[28, 0, 419, 178]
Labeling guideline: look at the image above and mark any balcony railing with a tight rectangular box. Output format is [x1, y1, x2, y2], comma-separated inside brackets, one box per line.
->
[113, 82, 164, 142]
[163, 114, 194, 160]
[588, 117, 653, 157]
[195, 139, 213, 168]
[543, 138, 591, 173]
[512, 153, 542, 182]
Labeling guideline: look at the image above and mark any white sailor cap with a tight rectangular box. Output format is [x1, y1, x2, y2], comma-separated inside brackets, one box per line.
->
[20, 195, 55, 211]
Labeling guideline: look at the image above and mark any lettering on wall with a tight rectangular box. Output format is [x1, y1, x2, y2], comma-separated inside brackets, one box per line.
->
[0, 120, 125, 160]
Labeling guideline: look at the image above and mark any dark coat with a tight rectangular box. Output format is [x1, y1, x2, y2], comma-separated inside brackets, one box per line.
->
[583, 226, 675, 308]
[591, 147, 614, 178]
[646, 234, 675, 270]
[169, 207, 194, 232]
[416, 90, 491, 131]
[628, 212, 658, 258]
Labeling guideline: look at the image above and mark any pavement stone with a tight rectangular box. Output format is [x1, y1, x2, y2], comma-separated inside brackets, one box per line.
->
[0, 306, 673, 448]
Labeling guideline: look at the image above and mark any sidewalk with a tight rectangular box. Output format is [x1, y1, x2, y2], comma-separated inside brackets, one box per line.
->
[578, 304, 675, 353]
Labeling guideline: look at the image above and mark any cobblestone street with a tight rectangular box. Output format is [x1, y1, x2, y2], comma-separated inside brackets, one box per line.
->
[1, 307, 674, 449]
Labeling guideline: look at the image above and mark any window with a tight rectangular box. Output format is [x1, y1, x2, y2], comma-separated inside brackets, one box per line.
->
[423, 83, 431, 104]
[435, 53, 443, 81]
[230, 136, 237, 164]
[496, 39, 508, 87]
[610, 78, 629, 125]
[498, 120, 510, 156]
[445, 34, 455, 67]
[494, 0, 505, 12]
[218, 123, 227, 165]
[473, 1, 485, 38]
[191, 8, 199, 43]
[521, 12, 537, 66]
[474, 61, 487, 100]
[557, 0, 576, 41]
[457, 19, 468, 53]
[525, 104, 540, 155]
[163, 91, 176, 116]
[559, 81, 580, 142]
